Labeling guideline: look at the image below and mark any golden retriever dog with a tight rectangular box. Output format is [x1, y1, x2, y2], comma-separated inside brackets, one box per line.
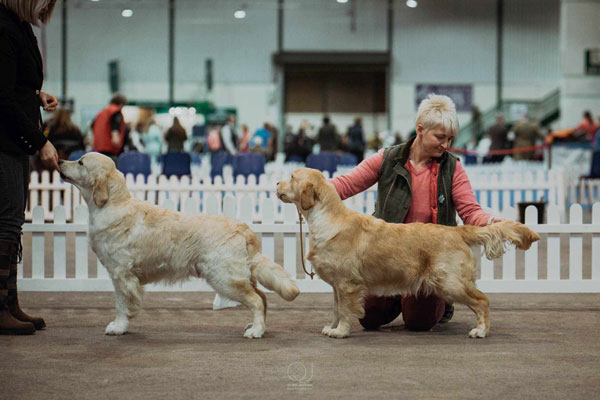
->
[59, 153, 299, 338]
[277, 168, 540, 338]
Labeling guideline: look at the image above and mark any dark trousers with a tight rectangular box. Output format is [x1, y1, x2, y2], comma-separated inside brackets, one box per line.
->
[0, 152, 29, 242]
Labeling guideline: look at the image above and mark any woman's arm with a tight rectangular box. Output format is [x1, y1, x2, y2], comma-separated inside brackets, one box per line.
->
[329, 149, 384, 200]
[452, 161, 496, 226]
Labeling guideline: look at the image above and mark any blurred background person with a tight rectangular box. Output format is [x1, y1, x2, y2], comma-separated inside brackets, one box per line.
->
[316, 116, 340, 152]
[164, 116, 187, 152]
[238, 123, 251, 153]
[283, 123, 313, 163]
[512, 114, 543, 161]
[484, 113, 509, 163]
[44, 108, 85, 162]
[220, 114, 238, 155]
[92, 93, 127, 161]
[347, 117, 366, 163]
[143, 119, 164, 163]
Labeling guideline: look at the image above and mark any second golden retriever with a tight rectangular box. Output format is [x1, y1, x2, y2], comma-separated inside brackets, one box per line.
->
[277, 168, 539, 338]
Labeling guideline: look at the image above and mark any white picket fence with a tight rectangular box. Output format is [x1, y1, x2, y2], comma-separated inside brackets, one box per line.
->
[27, 166, 569, 222]
[18, 197, 600, 293]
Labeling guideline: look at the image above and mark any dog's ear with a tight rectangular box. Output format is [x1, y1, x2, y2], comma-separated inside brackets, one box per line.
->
[92, 176, 108, 207]
[300, 182, 317, 210]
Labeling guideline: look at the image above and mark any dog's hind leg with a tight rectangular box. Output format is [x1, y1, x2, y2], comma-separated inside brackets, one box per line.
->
[326, 281, 367, 339]
[212, 278, 266, 339]
[322, 286, 340, 335]
[451, 283, 490, 338]
[105, 273, 144, 336]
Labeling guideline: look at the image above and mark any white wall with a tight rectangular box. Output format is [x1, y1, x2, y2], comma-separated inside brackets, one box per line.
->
[37, 0, 569, 137]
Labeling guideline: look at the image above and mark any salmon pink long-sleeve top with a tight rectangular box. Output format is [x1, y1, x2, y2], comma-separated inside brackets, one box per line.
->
[329, 149, 491, 226]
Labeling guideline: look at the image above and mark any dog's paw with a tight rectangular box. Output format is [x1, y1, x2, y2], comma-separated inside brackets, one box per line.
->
[105, 321, 128, 335]
[468, 328, 487, 338]
[326, 328, 350, 339]
[321, 325, 332, 335]
[243, 324, 265, 339]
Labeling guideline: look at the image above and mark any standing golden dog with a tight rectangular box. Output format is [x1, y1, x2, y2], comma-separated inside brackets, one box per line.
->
[59, 153, 299, 338]
[277, 168, 539, 338]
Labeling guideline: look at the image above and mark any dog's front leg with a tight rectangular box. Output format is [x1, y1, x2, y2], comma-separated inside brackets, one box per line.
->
[322, 286, 340, 335]
[326, 282, 366, 339]
[105, 274, 143, 335]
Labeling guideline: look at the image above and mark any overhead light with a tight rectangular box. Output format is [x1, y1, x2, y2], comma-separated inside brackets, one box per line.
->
[336, 0, 349, 3]
[406, 0, 418, 8]
[121, 9, 133, 17]
[234, 10, 246, 19]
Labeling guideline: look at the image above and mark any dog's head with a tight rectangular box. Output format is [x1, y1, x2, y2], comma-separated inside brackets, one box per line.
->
[276, 168, 325, 211]
[59, 152, 128, 208]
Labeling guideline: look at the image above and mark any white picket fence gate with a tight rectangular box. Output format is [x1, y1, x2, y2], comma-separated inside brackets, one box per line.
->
[18, 196, 600, 293]
[27, 166, 569, 222]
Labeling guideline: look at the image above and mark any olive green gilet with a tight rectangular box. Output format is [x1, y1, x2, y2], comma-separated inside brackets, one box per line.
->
[373, 138, 458, 226]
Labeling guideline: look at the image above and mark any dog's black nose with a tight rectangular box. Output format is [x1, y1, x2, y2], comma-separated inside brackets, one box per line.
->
[58, 160, 64, 165]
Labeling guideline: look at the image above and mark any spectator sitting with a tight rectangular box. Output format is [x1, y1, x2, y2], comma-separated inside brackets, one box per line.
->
[316, 116, 340, 152]
[44, 108, 85, 162]
[165, 117, 187, 152]
[250, 122, 272, 153]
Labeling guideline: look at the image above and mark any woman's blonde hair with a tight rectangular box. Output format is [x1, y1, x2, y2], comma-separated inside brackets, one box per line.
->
[416, 94, 460, 136]
[0, 0, 56, 26]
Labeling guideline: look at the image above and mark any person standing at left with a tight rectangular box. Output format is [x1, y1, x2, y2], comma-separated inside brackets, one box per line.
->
[0, 0, 59, 335]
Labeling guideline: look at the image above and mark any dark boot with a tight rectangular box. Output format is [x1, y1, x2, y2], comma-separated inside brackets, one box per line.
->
[0, 240, 35, 335]
[3, 240, 45, 330]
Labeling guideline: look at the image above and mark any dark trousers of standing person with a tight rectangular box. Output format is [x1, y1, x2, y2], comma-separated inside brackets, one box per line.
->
[0, 151, 45, 335]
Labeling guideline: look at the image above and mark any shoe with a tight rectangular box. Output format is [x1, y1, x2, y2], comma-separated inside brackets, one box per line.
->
[0, 306, 35, 335]
[438, 303, 454, 324]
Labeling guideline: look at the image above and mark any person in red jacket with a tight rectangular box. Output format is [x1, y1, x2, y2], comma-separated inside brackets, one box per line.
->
[92, 94, 127, 160]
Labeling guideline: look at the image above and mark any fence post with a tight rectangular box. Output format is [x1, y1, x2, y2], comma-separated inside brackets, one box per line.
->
[53, 206, 67, 279]
[501, 206, 517, 280]
[592, 203, 600, 280]
[569, 204, 583, 280]
[546, 205, 561, 281]
[260, 198, 275, 261]
[283, 203, 298, 279]
[75, 205, 88, 279]
[524, 205, 539, 280]
[41, 171, 50, 220]
[31, 206, 45, 279]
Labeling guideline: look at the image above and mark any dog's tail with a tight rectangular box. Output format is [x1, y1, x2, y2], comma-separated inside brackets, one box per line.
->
[250, 253, 300, 301]
[458, 221, 540, 259]
[243, 227, 299, 301]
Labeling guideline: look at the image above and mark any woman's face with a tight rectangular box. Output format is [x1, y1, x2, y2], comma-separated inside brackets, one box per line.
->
[417, 124, 455, 158]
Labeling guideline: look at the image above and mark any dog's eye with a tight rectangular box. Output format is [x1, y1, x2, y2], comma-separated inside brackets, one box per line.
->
[78, 160, 83, 165]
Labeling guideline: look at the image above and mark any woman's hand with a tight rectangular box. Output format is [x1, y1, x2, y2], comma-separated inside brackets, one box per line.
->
[39, 141, 60, 171]
[40, 90, 59, 112]
[490, 217, 505, 224]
